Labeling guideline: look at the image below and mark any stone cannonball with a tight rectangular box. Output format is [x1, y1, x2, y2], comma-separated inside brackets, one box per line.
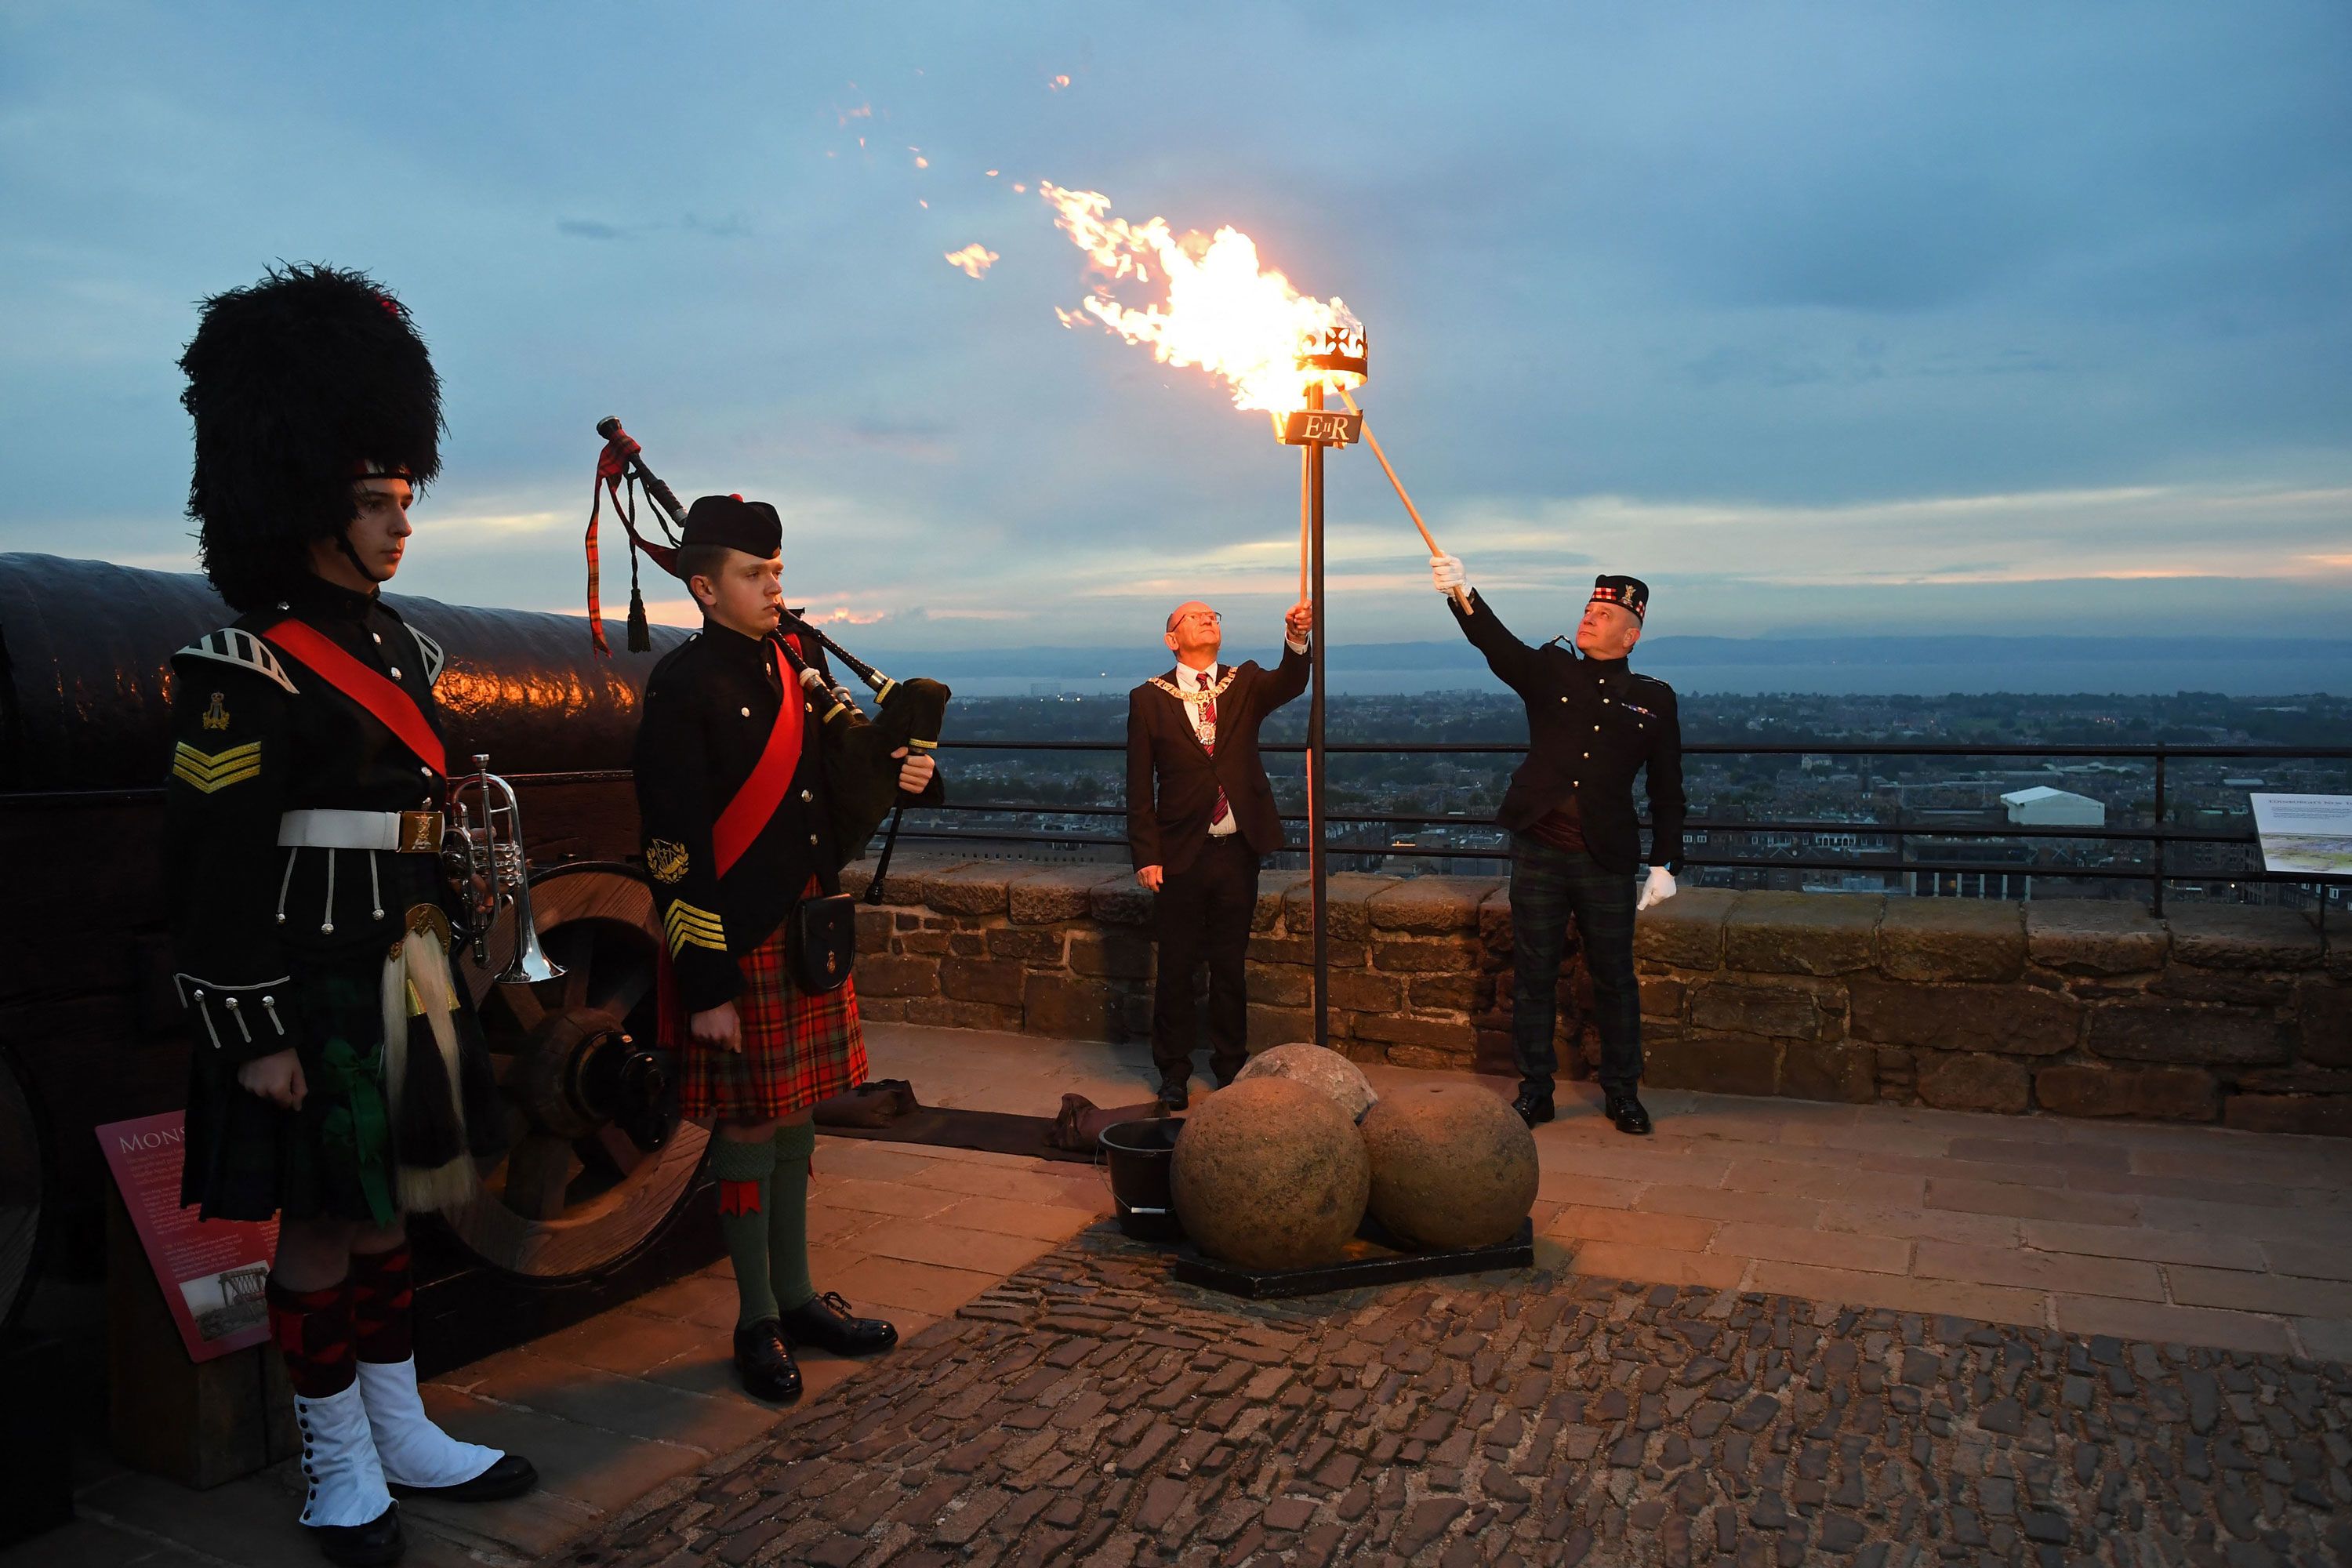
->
[1171, 1078, 1369, 1271]
[1234, 1042, 1378, 1123]
[1360, 1083, 1539, 1250]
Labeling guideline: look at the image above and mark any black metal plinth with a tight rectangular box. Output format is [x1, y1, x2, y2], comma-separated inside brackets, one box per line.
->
[1168, 1216, 1536, 1300]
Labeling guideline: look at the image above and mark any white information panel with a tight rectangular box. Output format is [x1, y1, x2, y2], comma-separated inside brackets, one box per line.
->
[2249, 793, 2352, 877]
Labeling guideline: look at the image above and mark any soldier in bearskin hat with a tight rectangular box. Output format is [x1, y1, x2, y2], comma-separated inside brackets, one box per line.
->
[1430, 554, 1688, 1136]
[168, 264, 535, 1566]
[630, 493, 942, 1403]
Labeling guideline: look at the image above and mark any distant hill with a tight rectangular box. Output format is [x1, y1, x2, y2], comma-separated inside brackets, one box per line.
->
[856, 635, 2352, 676]
[848, 635, 2352, 698]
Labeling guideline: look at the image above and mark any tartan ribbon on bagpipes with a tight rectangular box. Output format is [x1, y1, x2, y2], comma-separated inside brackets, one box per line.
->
[585, 440, 680, 656]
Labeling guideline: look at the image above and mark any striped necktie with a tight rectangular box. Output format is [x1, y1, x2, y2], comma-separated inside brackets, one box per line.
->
[1199, 670, 1230, 828]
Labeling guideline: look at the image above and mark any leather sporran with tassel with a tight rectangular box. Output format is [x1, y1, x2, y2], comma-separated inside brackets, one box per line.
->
[379, 913, 502, 1212]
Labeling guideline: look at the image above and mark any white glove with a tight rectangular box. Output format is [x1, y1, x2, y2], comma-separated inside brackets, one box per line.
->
[1636, 866, 1678, 912]
[1431, 554, 1466, 596]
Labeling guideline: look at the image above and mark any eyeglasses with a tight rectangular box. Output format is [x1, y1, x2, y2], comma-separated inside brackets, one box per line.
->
[1174, 611, 1223, 626]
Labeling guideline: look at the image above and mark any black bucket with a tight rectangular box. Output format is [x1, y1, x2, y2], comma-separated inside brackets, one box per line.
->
[1099, 1118, 1185, 1242]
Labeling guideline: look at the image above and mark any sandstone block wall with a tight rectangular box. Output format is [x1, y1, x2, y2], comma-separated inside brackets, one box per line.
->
[848, 855, 2350, 1135]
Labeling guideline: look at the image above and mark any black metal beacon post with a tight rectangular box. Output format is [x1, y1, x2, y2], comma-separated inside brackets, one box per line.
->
[1276, 328, 1370, 1049]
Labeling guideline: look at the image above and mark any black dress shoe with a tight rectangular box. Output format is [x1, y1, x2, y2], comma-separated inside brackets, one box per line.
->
[1605, 1093, 1654, 1136]
[782, 1290, 899, 1356]
[1157, 1077, 1190, 1111]
[732, 1319, 804, 1402]
[389, 1453, 539, 1502]
[1511, 1086, 1555, 1127]
[308, 1502, 405, 1567]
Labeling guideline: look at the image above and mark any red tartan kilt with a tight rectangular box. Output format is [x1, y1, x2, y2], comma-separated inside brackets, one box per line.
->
[666, 921, 866, 1122]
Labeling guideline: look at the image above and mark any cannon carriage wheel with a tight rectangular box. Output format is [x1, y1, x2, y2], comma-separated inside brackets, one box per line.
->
[445, 862, 709, 1281]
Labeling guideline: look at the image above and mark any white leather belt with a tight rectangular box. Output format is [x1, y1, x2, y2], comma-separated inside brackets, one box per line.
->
[278, 808, 445, 853]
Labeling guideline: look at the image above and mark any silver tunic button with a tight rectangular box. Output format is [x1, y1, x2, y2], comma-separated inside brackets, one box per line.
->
[389, 666, 401, 679]
[742, 706, 752, 717]
[800, 789, 813, 802]
[808, 833, 818, 845]
[224, 996, 239, 1010]
[372, 633, 383, 644]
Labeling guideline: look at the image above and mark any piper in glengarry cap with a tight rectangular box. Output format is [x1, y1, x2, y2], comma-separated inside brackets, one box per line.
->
[630, 494, 942, 1403]
[1429, 556, 1688, 1135]
[168, 264, 535, 1568]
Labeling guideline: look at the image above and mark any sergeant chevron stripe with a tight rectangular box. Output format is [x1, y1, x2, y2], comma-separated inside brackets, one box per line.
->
[172, 740, 263, 793]
[662, 899, 727, 956]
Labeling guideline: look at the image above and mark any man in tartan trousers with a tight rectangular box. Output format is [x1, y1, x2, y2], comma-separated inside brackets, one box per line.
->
[632, 494, 941, 1402]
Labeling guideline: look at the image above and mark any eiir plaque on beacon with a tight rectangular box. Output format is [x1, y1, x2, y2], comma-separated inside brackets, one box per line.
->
[1279, 408, 1363, 446]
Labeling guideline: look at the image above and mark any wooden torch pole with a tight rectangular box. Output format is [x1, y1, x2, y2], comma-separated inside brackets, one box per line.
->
[1336, 387, 1468, 612]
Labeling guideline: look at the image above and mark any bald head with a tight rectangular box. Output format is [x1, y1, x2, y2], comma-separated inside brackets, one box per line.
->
[1163, 600, 1222, 668]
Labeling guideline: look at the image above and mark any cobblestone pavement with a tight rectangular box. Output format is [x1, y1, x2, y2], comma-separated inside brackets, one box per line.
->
[556, 1227, 2352, 1568]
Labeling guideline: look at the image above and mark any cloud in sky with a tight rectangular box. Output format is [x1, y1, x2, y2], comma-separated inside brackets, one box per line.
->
[1, 0, 2346, 650]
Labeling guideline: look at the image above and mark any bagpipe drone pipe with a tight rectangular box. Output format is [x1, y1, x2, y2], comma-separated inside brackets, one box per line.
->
[586, 417, 952, 898]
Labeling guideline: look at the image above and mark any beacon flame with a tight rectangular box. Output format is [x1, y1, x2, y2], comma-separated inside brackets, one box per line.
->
[1039, 183, 1363, 415]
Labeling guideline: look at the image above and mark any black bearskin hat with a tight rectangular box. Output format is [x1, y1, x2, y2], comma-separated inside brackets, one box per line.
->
[180, 263, 441, 612]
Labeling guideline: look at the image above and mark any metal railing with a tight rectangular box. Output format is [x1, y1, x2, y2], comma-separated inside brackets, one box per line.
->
[9, 741, 2342, 917]
[886, 738, 2352, 916]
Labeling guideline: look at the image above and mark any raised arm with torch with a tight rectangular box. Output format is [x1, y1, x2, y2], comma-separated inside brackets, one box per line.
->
[1428, 554, 1687, 1137]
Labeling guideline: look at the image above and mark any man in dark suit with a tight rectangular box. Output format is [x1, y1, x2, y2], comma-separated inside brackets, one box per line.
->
[1431, 554, 1686, 1134]
[1127, 598, 1314, 1107]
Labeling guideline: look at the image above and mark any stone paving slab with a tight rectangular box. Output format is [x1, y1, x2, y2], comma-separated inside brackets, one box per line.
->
[549, 1225, 2352, 1568]
[862, 1022, 2352, 1359]
[15, 1020, 2351, 1567]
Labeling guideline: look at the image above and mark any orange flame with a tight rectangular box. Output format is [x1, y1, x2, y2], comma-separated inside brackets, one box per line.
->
[1038, 183, 1361, 414]
[945, 243, 999, 280]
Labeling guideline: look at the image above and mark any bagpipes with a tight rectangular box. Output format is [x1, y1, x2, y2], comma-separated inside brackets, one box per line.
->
[586, 416, 950, 901]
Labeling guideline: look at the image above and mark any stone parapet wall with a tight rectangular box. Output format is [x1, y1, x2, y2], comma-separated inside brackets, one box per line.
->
[1635, 891, 2347, 1137]
[848, 854, 2350, 1135]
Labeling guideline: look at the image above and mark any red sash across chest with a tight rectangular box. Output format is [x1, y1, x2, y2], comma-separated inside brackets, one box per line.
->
[712, 637, 805, 877]
[259, 618, 448, 778]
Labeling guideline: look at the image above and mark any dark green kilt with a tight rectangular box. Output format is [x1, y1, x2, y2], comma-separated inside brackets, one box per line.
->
[180, 942, 504, 1225]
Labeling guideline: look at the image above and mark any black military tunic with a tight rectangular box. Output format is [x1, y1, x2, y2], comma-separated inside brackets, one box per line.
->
[165, 575, 499, 1223]
[1449, 589, 1687, 875]
[632, 619, 945, 1015]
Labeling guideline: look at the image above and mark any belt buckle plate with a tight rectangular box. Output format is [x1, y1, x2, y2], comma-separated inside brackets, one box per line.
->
[397, 810, 445, 853]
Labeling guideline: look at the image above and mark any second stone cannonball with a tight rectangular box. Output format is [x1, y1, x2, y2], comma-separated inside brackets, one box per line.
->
[1171, 1077, 1369, 1271]
[1234, 1042, 1378, 1123]
[1360, 1083, 1540, 1250]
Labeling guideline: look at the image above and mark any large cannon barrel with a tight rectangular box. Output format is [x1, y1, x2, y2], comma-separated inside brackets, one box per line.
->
[0, 552, 688, 792]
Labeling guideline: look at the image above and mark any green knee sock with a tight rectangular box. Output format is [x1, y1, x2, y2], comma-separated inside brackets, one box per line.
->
[710, 1134, 779, 1327]
[767, 1120, 817, 1313]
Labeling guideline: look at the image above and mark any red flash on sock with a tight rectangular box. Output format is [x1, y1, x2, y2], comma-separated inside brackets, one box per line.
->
[717, 1178, 763, 1216]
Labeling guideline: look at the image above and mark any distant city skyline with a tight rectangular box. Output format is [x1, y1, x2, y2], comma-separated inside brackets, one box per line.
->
[4, 2, 2347, 648]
